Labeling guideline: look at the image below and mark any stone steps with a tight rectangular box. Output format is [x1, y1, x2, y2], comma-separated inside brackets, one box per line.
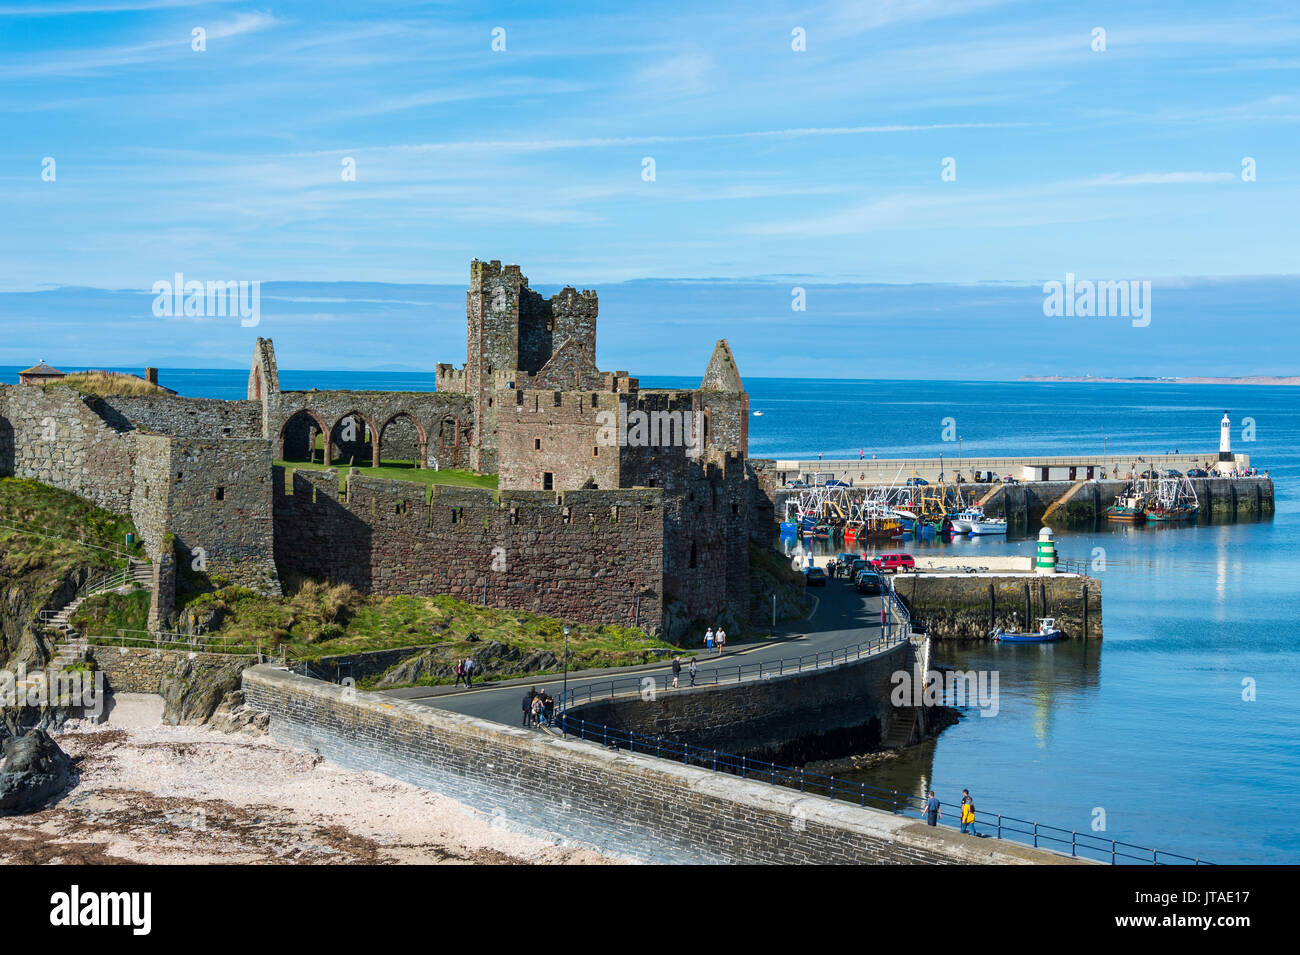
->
[882, 706, 917, 749]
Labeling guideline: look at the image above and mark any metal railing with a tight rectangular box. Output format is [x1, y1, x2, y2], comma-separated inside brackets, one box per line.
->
[556, 626, 909, 713]
[556, 716, 1210, 866]
[73, 627, 260, 657]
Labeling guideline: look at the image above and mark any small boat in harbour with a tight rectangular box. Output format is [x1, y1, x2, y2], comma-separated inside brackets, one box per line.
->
[992, 617, 1063, 643]
[968, 514, 1007, 535]
[1106, 487, 1147, 522]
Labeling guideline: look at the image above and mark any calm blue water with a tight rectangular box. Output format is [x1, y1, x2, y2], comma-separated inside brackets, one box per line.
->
[11, 366, 1296, 863]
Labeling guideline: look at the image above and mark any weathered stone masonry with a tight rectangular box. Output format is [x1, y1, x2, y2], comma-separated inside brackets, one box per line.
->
[243, 665, 1083, 864]
[274, 469, 665, 629]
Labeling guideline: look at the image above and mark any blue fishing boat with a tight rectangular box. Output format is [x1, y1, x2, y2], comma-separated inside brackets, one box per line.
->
[991, 617, 1063, 643]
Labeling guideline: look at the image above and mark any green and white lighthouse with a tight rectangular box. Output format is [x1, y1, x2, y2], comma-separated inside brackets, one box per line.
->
[1036, 526, 1057, 574]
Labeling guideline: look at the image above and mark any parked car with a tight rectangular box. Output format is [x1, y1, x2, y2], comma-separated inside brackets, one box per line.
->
[1139, 469, 1161, 479]
[804, 566, 827, 587]
[785, 480, 807, 489]
[1002, 475, 1020, 485]
[824, 479, 850, 488]
[850, 558, 870, 578]
[1186, 468, 1209, 477]
[1163, 468, 1184, 477]
[905, 477, 928, 486]
[855, 571, 884, 595]
[869, 553, 915, 574]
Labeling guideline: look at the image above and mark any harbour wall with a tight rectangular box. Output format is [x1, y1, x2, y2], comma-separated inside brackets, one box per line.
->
[893, 573, 1102, 642]
[563, 639, 930, 764]
[765, 477, 1273, 536]
[242, 665, 1080, 864]
[758, 453, 1250, 486]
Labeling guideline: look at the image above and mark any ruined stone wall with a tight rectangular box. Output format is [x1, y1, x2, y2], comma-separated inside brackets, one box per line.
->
[274, 471, 664, 630]
[497, 390, 623, 491]
[265, 390, 473, 471]
[129, 434, 172, 559]
[0, 383, 135, 514]
[96, 395, 264, 439]
[164, 437, 280, 595]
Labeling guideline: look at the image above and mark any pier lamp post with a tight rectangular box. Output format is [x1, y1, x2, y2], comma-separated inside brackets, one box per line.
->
[563, 626, 570, 706]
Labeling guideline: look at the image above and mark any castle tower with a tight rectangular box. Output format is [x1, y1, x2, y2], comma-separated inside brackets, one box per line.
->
[465, 260, 526, 471]
[248, 337, 280, 401]
[699, 339, 749, 459]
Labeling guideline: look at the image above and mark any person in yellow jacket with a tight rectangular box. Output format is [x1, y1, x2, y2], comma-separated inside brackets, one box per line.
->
[960, 789, 976, 835]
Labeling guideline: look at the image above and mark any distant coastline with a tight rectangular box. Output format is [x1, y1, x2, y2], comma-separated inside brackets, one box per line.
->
[1020, 375, 1300, 386]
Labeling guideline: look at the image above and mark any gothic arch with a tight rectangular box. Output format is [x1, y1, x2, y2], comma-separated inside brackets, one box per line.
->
[277, 409, 329, 463]
[379, 412, 428, 468]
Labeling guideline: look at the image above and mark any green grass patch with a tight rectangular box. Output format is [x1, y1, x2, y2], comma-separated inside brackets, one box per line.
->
[0, 478, 143, 586]
[275, 459, 497, 496]
[69, 587, 151, 635]
[45, 371, 168, 397]
[172, 576, 677, 677]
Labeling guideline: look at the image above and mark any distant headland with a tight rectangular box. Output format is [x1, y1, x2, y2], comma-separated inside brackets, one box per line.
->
[1020, 375, 1300, 386]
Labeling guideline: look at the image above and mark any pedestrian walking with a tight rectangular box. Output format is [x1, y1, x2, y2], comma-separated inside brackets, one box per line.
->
[463, 656, 475, 687]
[530, 693, 542, 727]
[923, 790, 941, 827]
[688, 658, 697, 687]
[704, 627, 714, 652]
[671, 656, 681, 689]
[542, 692, 555, 728]
[716, 627, 726, 654]
[454, 659, 466, 687]
[521, 687, 536, 727]
[960, 789, 976, 835]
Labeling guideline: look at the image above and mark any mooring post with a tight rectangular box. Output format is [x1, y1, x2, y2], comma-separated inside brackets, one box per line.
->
[1083, 584, 1089, 639]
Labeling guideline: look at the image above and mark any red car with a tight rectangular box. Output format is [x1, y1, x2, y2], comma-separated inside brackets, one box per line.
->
[869, 553, 915, 574]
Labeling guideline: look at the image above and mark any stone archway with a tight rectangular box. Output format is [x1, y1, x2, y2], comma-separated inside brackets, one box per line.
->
[278, 409, 329, 463]
[379, 412, 428, 469]
[330, 411, 380, 468]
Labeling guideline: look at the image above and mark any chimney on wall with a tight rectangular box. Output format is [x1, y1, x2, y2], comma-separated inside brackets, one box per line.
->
[145, 367, 159, 386]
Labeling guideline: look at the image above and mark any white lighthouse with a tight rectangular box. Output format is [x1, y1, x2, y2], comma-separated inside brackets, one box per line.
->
[1219, 411, 1232, 462]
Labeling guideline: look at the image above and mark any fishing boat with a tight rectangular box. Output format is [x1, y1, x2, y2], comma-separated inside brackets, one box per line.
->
[1145, 476, 1199, 523]
[1106, 487, 1147, 522]
[1145, 503, 1197, 523]
[949, 506, 986, 534]
[992, 617, 1063, 643]
[967, 514, 1007, 535]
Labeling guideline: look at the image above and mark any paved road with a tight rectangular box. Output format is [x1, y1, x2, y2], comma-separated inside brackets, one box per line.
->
[389, 573, 898, 727]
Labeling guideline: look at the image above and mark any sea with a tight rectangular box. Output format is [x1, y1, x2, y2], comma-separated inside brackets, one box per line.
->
[9, 367, 1297, 864]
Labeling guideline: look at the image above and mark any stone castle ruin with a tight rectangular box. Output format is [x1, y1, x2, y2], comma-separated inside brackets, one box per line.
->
[0, 260, 765, 639]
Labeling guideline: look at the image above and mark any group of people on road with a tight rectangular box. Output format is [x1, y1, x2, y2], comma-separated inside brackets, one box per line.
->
[522, 687, 556, 728]
[702, 626, 727, 653]
[921, 788, 979, 836]
[453, 657, 477, 687]
[669, 655, 698, 689]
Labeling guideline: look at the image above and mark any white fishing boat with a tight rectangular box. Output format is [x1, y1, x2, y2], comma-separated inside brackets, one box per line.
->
[968, 514, 1007, 535]
[992, 617, 1063, 643]
[949, 507, 985, 534]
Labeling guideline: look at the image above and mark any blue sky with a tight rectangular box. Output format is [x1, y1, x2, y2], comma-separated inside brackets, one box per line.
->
[0, 0, 1297, 375]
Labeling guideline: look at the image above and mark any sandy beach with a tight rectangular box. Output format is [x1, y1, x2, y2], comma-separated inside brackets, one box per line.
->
[0, 723, 621, 865]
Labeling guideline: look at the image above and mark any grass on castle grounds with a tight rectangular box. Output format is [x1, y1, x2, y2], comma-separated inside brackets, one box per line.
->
[275, 458, 497, 496]
[71, 579, 681, 685]
[0, 477, 143, 588]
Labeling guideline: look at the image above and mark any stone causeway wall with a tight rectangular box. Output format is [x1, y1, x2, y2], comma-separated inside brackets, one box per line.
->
[243, 664, 1084, 864]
